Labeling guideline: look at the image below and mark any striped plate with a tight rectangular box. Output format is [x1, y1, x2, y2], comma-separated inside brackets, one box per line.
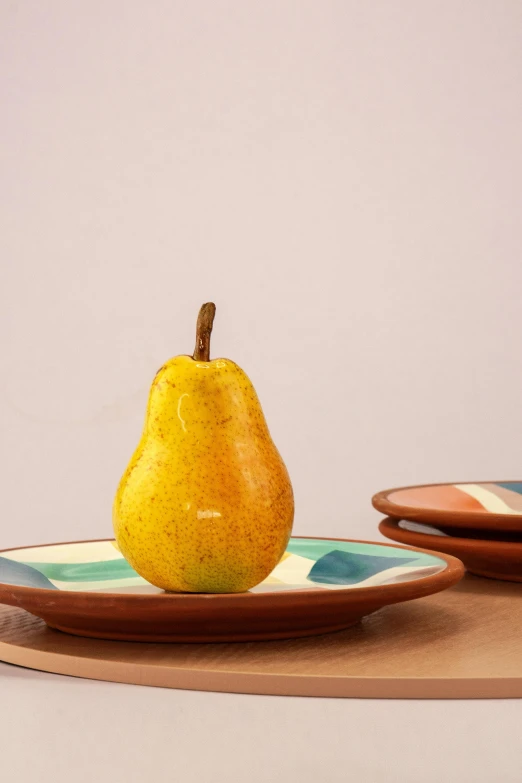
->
[373, 481, 522, 532]
[0, 538, 446, 594]
[0, 537, 463, 643]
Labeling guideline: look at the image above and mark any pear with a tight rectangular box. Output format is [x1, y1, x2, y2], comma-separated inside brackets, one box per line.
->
[113, 303, 294, 593]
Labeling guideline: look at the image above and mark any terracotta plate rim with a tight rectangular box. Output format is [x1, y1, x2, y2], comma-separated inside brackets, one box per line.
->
[378, 517, 522, 558]
[372, 480, 522, 531]
[0, 535, 464, 605]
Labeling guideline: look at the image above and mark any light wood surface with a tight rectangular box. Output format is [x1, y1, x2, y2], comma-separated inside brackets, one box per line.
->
[1, 574, 521, 698]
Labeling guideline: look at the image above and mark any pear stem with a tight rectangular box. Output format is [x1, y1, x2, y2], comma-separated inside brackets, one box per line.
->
[193, 302, 216, 362]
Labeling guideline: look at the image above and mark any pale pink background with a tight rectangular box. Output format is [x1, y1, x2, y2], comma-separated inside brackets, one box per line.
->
[1, 3, 522, 782]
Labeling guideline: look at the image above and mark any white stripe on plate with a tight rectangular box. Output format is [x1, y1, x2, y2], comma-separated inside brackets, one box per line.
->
[455, 483, 518, 515]
[399, 520, 449, 536]
[268, 553, 316, 585]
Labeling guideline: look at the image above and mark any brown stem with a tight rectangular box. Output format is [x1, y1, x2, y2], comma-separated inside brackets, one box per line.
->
[193, 302, 216, 361]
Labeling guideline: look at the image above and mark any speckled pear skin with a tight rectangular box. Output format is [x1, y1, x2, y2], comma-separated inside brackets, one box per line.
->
[113, 355, 294, 593]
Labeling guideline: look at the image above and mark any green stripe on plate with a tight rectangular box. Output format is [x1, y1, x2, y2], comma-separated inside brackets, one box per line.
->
[21, 559, 137, 582]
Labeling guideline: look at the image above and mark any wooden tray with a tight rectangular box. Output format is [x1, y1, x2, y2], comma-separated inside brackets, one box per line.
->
[1, 575, 521, 698]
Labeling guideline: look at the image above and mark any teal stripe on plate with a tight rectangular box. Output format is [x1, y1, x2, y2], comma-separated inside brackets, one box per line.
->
[286, 538, 443, 567]
[496, 482, 522, 496]
[21, 559, 138, 582]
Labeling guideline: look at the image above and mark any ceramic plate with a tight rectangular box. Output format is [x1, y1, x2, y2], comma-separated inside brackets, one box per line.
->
[379, 517, 522, 583]
[0, 537, 463, 642]
[373, 481, 522, 532]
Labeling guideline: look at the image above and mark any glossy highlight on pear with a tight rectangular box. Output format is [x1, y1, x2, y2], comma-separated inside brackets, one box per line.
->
[113, 303, 294, 593]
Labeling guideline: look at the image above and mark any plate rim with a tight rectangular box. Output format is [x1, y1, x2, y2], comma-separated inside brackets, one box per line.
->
[372, 480, 522, 531]
[379, 516, 522, 557]
[0, 535, 464, 602]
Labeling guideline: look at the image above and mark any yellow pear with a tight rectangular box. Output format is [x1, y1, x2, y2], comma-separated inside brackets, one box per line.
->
[113, 303, 294, 592]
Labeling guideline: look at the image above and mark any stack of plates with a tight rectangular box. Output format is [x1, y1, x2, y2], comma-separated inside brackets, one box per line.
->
[373, 481, 522, 582]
